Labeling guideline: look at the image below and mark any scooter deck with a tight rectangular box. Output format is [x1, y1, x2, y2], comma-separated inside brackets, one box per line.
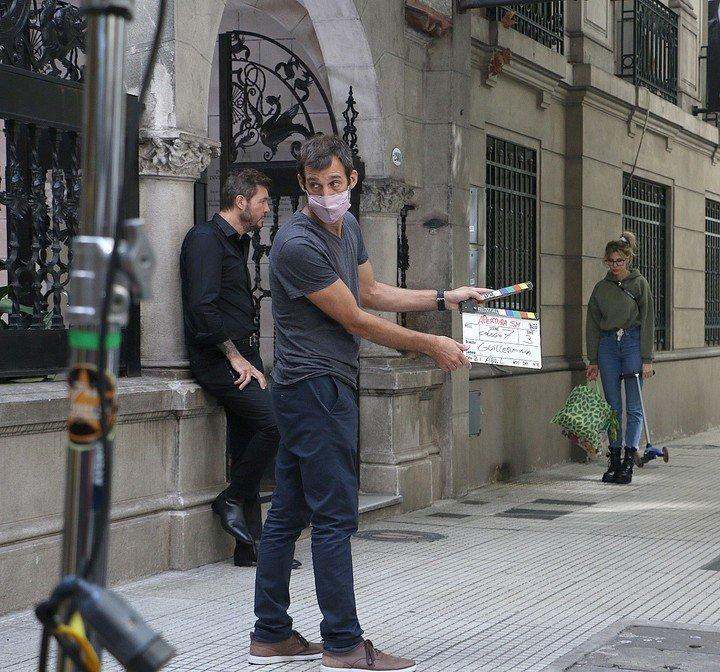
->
[634, 445, 669, 468]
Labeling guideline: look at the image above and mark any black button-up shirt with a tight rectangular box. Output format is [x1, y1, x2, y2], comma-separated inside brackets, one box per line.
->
[180, 213, 256, 357]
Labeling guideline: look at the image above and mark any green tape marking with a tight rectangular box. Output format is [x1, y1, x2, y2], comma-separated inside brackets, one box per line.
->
[68, 330, 122, 350]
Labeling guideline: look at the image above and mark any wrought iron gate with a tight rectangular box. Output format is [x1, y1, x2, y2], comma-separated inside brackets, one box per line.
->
[0, 0, 140, 379]
[217, 30, 364, 337]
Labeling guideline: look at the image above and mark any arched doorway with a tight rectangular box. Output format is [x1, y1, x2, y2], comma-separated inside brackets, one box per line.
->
[204, 1, 368, 367]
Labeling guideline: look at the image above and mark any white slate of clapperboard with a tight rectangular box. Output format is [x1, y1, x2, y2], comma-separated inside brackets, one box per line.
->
[462, 308, 542, 369]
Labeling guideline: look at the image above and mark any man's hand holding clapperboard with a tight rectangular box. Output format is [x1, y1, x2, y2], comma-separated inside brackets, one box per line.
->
[461, 282, 542, 369]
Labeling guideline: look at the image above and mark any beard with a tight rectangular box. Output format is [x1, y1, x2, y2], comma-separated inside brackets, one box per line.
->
[240, 211, 264, 232]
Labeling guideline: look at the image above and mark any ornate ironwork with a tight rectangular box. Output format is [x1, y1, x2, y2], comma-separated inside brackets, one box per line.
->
[398, 204, 413, 327]
[226, 31, 338, 163]
[1, 119, 26, 328]
[0, 121, 79, 333]
[489, 1, 564, 55]
[619, 0, 678, 104]
[342, 86, 359, 156]
[706, 199, 720, 346]
[0, 0, 86, 80]
[486, 136, 537, 313]
[623, 174, 667, 350]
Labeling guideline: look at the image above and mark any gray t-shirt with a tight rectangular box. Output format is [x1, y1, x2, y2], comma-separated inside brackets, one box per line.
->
[269, 211, 368, 388]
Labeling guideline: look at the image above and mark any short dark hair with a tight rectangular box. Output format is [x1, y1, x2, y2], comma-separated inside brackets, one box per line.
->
[297, 134, 355, 181]
[221, 169, 272, 210]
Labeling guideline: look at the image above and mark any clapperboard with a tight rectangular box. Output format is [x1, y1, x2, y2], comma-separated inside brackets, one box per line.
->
[461, 283, 542, 369]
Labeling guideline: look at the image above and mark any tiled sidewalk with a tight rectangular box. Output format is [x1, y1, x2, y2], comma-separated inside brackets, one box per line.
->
[3, 432, 720, 671]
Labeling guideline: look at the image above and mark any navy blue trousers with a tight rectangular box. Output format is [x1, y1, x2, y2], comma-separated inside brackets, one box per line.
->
[252, 375, 364, 652]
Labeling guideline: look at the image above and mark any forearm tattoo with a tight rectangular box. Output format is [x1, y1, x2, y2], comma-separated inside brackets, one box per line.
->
[217, 339, 241, 359]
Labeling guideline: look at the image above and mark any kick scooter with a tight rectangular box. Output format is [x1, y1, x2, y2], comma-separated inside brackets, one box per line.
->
[620, 372, 669, 467]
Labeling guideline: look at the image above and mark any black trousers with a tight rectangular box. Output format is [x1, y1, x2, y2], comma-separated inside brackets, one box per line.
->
[190, 347, 279, 508]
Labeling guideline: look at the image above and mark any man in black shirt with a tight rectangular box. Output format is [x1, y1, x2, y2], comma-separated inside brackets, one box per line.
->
[180, 169, 279, 566]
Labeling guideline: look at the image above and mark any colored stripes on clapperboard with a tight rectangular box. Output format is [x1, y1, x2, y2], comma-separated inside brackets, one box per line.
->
[478, 306, 538, 320]
[479, 282, 533, 302]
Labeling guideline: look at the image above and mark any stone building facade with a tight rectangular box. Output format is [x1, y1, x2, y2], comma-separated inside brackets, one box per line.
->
[2, 0, 720, 614]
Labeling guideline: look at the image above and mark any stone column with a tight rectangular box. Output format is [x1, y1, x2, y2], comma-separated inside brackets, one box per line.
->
[670, 0, 701, 112]
[138, 130, 219, 372]
[357, 178, 449, 510]
[566, 0, 615, 74]
[358, 177, 415, 357]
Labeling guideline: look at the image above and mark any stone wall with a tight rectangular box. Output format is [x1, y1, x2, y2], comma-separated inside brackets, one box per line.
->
[0, 379, 232, 615]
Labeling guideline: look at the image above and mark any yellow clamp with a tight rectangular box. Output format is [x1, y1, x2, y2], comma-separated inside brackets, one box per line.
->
[53, 612, 100, 672]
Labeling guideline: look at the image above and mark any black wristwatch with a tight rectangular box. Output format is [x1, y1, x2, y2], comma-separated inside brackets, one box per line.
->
[436, 289, 446, 311]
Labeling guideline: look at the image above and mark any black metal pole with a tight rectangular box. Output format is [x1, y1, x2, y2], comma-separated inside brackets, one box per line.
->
[57, 1, 134, 669]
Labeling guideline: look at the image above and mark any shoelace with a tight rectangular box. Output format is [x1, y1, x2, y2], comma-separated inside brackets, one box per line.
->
[292, 630, 310, 649]
[364, 640, 377, 665]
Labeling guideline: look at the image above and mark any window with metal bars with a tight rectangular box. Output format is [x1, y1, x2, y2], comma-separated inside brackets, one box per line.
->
[617, 0, 678, 104]
[706, 199, 720, 346]
[489, 2, 565, 55]
[485, 136, 537, 312]
[622, 174, 667, 350]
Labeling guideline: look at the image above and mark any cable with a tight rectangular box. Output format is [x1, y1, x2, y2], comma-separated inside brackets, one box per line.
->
[82, 0, 168, 583]
[623, 106, 650, 195]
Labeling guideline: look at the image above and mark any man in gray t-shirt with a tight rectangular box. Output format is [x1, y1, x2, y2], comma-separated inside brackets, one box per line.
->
[250, 135, 489, 672]
[269, 209, 367, 389]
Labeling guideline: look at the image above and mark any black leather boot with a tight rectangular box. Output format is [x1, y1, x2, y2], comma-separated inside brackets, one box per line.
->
[614, 448, 636, 484]
[211, 491, 253, 545]
[233, 539, 257, 567]
[232, 496, 303, 569]
[602, 447, 622, 483]
[233, 496, 261, 567]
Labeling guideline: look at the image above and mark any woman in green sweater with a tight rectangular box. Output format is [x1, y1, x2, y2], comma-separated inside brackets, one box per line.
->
[586, 231, 654, 485]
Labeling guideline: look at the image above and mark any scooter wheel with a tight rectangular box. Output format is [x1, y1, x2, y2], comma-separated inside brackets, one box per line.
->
[633, 452, 645, 468]
[662, 447, 669, 463]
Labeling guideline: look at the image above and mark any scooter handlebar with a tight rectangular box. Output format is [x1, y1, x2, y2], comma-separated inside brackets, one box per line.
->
[619, 371, 655, 380]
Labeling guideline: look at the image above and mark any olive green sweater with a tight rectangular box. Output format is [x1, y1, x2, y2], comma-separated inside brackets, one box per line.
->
[586, 269, 655, 365]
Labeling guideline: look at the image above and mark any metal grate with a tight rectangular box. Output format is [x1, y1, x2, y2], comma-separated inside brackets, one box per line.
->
[495, 507, 572, 520]
[489, 2, 564, 55]
[618, 0, 678, 104]
[485, 136, 538, 312]
[532, 499, 595, 507]
[354, 530, 446, 543]
[706, 199, 720, 346]
[622, 174, 667, 350]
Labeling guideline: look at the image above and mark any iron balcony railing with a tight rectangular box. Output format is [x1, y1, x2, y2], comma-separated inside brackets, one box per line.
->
[618, 0, 678, 104]
[706, 200, 720, 346]
[489, 1, 564, 55]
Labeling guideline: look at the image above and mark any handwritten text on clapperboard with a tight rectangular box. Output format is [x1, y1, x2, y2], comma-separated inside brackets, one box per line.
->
[463, 311, 542, 369]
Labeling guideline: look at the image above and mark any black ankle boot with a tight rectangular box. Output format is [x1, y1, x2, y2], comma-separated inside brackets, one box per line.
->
[615, 448, 636, 484]
[602, 447, 622, 483]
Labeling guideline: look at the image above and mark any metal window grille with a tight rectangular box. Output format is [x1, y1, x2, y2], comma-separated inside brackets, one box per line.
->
[622, 174, 667, 350]
[618, 0, 678, 104]
[485, 136, 537, 312]
[489, 2, 565, 54]
[706, 199, 720, 345]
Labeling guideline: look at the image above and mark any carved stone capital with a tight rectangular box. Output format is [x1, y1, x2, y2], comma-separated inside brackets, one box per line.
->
[139, 130, 221, 180]
[360, 178, 416, 215]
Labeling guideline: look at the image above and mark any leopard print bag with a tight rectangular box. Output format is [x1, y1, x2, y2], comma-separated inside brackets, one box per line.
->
[551, 383, 619, 456]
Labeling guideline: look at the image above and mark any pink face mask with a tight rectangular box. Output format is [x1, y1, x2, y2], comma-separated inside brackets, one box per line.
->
[306, 189, 351, 225]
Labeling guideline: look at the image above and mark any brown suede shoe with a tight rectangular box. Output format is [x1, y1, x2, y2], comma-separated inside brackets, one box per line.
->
[321, 640, 416, 671]
[248, 630, 323, 665]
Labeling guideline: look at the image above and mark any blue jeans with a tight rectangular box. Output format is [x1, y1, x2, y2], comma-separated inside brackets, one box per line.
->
[253, 375, 364, 652]
[598, 326, 643, 449]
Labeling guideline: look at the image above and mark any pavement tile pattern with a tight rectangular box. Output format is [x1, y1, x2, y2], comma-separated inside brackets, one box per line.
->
[3, 437, 720, 671]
